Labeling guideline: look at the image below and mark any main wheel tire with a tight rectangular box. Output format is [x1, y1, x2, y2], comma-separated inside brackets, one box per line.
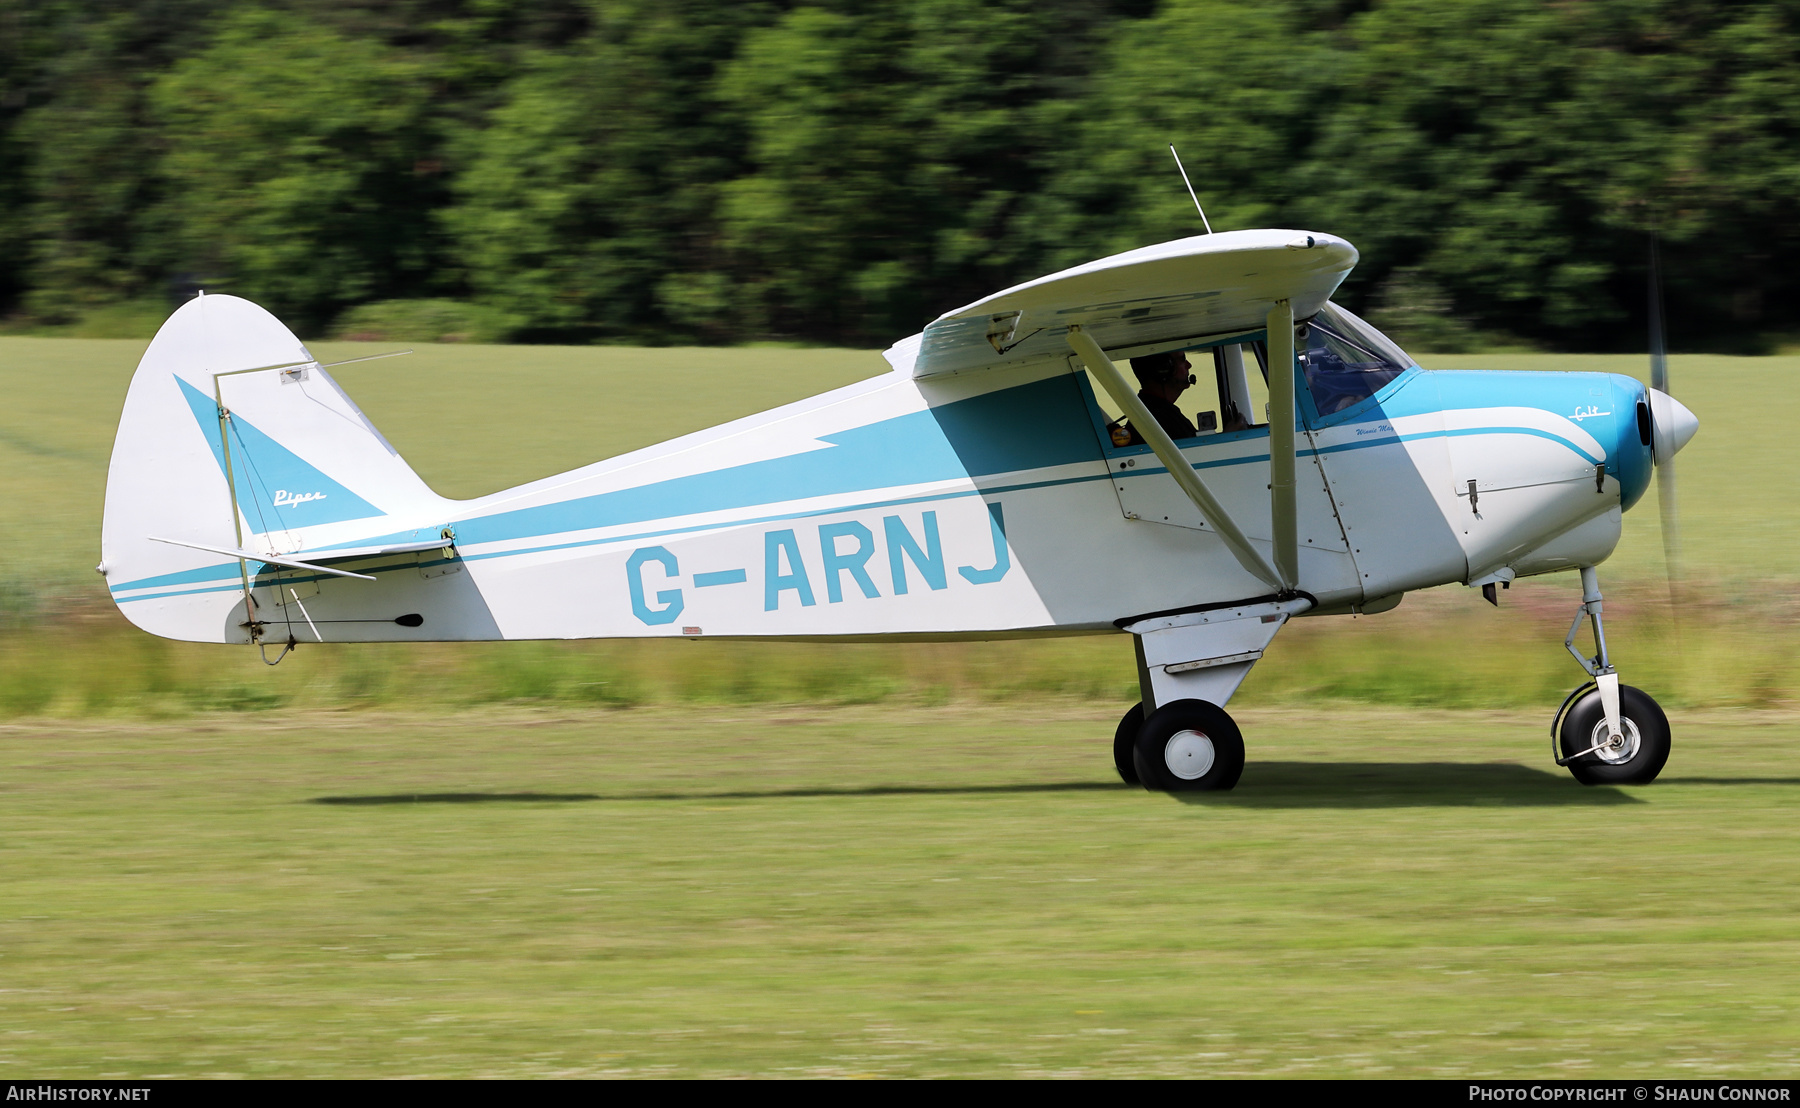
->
[1113, 703, 1145, 784]
[1132, 699, 1246, 793]
[1559, 683, 1671, 786]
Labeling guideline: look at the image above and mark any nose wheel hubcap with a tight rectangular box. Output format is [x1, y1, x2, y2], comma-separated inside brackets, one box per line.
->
[1589, 717, 1642, 764]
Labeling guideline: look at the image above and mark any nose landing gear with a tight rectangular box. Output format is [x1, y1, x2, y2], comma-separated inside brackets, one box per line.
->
[1553, 567, 1671, 785]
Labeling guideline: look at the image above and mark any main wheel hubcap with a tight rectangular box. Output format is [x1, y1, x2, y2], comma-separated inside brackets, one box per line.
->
[1588, 717, 1643, 764]
[1165, 730, 1217, 780]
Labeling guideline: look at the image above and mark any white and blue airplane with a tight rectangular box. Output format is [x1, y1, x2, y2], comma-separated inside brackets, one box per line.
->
[99, 228, 1698, 792]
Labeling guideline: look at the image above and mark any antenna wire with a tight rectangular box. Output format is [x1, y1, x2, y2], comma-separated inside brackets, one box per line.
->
[1169, 144, 1213, 234]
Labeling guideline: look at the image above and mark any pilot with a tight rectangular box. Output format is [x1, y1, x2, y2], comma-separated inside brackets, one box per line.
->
[1123, 351, 1198, 445]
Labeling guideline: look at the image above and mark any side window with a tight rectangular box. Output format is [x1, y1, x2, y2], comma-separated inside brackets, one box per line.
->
[1215, 344, 1268, 431]
[1080, 366, 1129, 439]
[1077, 342, 1268, 451]
[1183, 357, 1227, 434]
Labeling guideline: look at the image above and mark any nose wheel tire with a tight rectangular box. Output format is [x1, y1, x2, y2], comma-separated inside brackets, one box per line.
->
[1113, 703, 1145, 784]
[1132, 699, 1245, 793]
[1558, 683, 1671, 786]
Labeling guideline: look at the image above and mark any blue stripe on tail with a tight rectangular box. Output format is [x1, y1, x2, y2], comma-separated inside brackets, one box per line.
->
[177, 377, 385, 528]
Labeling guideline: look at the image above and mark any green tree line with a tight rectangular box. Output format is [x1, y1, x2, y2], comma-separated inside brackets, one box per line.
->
[3, 0, 1796, 349]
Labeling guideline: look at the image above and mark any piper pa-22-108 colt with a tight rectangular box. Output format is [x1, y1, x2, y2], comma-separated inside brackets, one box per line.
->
[99, 227, 1698, 792]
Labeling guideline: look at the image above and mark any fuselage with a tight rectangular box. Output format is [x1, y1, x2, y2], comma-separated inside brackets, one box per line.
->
[165, 351, 1650, 642]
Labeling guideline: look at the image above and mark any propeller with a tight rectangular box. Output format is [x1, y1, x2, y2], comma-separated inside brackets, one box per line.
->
[1648, 233, 1681, 591]
[1645, 235, 1701, 605]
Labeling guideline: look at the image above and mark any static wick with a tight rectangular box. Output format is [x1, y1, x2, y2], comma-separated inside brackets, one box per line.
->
[1169, 144, 1213, 234]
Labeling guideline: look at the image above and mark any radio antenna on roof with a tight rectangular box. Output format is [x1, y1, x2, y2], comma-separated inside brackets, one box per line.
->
[1168, 144, 1213, 234]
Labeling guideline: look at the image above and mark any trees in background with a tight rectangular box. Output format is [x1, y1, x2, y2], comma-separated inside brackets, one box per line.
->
[153, 7, 445, 335]
[2, 0, 1796, 349]
[1039, 0, 1800, 350]
[711, 0, 1135, 343]
[2, 0, 223, 321]
[1293, 0, 1800, 349]
[448, 0, 778, 343]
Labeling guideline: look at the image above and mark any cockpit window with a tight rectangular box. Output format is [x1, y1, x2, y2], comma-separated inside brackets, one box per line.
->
[1299, 302, 1415, 415]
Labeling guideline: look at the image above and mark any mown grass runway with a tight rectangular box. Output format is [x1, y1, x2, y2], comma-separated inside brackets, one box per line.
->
[2, 705, 1798, 1077]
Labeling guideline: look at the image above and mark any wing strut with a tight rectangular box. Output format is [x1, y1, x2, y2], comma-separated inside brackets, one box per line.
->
[1066, 325, 1283, 591]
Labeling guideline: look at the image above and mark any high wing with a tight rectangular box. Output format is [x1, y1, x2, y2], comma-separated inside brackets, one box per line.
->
[885, 228, 1358, 377]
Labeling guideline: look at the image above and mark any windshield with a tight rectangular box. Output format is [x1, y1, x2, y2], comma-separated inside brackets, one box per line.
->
[1299, 302, 1415, 415]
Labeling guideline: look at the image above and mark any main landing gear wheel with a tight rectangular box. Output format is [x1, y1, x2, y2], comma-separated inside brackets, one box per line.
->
[1558, 683, 1671, 786]
[1113, 703, 1144, 784]
[1132, 699, 1245, 793]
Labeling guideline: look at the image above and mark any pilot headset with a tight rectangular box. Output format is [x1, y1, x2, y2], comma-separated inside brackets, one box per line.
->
[1130, 351, 1197, 388]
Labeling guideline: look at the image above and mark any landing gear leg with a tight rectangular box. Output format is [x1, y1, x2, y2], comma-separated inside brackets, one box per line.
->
[1114, 597, 1303, 793]
[1552, 566, 1671, 785]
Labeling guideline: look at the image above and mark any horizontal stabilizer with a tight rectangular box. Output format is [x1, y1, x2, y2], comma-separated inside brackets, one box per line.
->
[147, 536, 377, 581]
[294, 537, 454, 563]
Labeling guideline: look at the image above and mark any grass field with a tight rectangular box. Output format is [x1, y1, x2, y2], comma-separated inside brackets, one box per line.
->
[2, 704, 1797, 1078]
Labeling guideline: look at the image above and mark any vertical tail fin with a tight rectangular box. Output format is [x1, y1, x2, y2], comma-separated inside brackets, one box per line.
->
[101, 293, 446, 642]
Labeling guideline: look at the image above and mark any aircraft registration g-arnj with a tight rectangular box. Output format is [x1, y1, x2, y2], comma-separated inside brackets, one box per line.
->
[100, 227, 1699, 792]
